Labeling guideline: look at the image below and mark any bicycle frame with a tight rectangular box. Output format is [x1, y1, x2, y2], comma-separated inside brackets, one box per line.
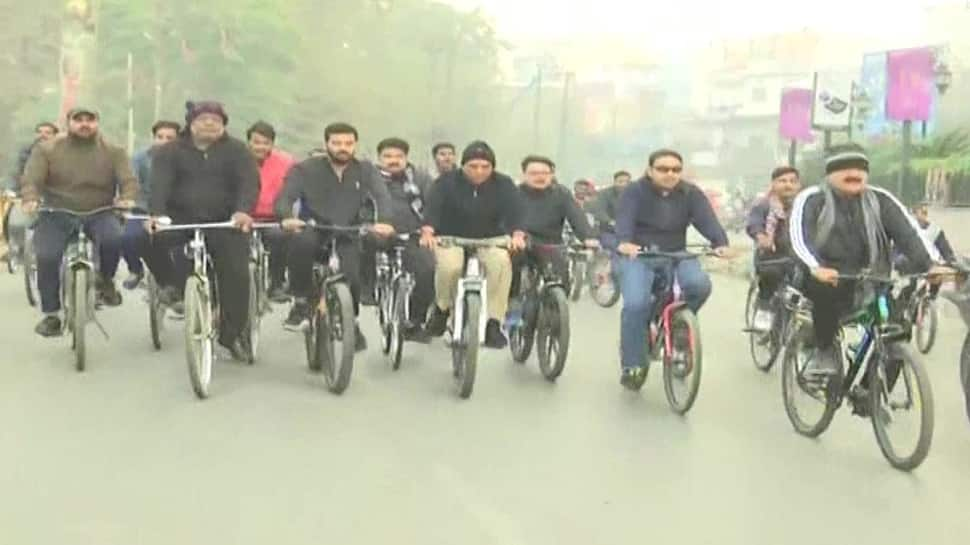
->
[454, 254, 488, 344]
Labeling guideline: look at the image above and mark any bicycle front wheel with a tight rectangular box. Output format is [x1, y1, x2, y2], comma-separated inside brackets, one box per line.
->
[914, 297, 937, 355]
[72, 268, 88, 372]
[318, 281, 356, 394]
[570, 260, 585, 301]
[589, 254, 620, 308]
[961, 333, 970, 425]
[870, 344, 934, 471]
[147, 272, 162, 350]
[537, 286, 570, 381]
[23, 233, 37, 307]
[781, 329, 837, 438]
[453, 293, 481, 399]
[184, 276, 214, 399]
[663, 309, 702, 414]
[387, 281, 406, 370]
[745, 282, 776, 372]
[244, 263, 260, 364]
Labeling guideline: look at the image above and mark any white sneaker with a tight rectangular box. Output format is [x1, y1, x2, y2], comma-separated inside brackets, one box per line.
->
[753, 308, 774, 332]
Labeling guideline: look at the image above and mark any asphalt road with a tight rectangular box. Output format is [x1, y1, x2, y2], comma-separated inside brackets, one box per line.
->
[0, 268, 967, 545]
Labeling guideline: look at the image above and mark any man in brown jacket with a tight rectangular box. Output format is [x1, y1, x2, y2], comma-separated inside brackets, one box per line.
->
[21, 107, 138, 337]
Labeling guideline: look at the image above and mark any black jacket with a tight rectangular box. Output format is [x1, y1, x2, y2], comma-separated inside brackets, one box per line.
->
[274, 157, 391, 225]
[423, 169, 524, 238]
[746, 197, 792, 257]
[615, 178, 728, 251]
[380, 164, 433, 234]
[588, 184, 624, 230]
[149, 133, 259, 222]
[518, 183, 594, 244]
[789, 185, 937, 273]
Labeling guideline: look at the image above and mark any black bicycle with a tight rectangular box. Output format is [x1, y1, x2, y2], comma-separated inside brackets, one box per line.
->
[374, 232, 416, 370]
[743, 257, 796, 372]
[302, 221, 369, 395]
[509, 242, 575, 381]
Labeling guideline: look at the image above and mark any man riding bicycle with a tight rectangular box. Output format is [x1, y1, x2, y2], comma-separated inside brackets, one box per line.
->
[3, 121, 60, 266]
[276, 122, 394, 351]
[510, 156, 598, 312]
[789, 143, 950, 375]
[589, 170, 631, 250]
[421, 140, 526, 349]
[142, 101, 259, 361]
[614, 149, 729, 387]
[746, 166, 802, 331]
[21, 107, 138, 336]
[247, 120, 294, 302]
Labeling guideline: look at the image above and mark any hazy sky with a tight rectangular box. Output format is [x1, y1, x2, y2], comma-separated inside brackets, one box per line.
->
[445, 0, 959, 54]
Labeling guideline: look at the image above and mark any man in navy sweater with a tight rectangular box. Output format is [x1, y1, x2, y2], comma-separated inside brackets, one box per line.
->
[614, 149, 729, 387]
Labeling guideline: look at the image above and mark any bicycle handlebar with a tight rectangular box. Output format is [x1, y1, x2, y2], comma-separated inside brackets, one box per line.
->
[437, 235, 511, 249]
[154, 220, 236, 232]
[305, 219, 371, 237]
[39, 205, 124, 217]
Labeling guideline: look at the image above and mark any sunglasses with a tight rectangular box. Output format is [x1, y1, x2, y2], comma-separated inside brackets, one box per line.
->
[653, 166, 683, 174]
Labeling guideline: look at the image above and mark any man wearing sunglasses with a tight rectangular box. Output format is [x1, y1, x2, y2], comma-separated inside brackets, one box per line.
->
[613, 149, 729, 387]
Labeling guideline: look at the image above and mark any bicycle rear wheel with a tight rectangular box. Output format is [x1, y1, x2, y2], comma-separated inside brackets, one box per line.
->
[914, 297, 937, 355]
[244, 262, 260, 364]
[537, 286, 570, 381]
[870, 344, 934, 471]
[318, 281, 355, 394]
[387, 281, 406, 370]
[780, 331, 837, 437]
[184, 276, 213, 399]
[147, 272, 162, 350]
[663, 309, 702, 414]
[590, 254, 620, 308]
[453, 293, 481, 399]
[745, 282, 776, 372]
[72, 268, 88, 372]
[23, 233, 37, 307]
[570, 260, 585, 301]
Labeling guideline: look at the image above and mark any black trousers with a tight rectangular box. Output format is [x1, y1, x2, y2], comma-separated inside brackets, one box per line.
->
[287, 229, 362, 316]
[803, 277, 857, 348]
[260, 227, 289, 285]
[754, 258, 790, 303]
[140, 229, 249, 343]
[510, 247, 570, 298]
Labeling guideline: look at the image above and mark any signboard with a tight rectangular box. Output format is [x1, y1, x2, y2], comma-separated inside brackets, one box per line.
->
[886, 47, 935, 122]
[811, 71, 853, 130]
[859, 52, 889, 137]
[778, 88, 814, 142]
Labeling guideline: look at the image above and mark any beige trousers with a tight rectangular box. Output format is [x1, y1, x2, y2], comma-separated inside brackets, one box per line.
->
[434, 246, 512, 321]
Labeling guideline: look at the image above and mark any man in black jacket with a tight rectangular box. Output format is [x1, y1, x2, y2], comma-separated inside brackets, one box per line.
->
[589, 170, 631, 249]
[420, 141, 526, 349]
[510, 155, 598, 304]
[789, 143, 950, 375]
[143, 101, 259, 361]
[275, 123, 394, 351]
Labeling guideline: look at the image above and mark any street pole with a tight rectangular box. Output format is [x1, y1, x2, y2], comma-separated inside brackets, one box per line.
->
[899, 120, 913, 202]
[823, 130, 832, 151]
[557, 72, 574, 165]
[533, 64, 543, 151]
[126, 52, 134, 156]
[788, 140, 797, 167]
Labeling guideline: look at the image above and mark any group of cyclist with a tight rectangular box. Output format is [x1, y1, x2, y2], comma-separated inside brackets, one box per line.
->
[2, 100, 959, 392]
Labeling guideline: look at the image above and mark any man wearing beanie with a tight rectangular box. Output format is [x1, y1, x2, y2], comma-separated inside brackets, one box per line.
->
[143, 100, 260, 361]
[789, 142, 950, 377]
[420, 140, 526, 349]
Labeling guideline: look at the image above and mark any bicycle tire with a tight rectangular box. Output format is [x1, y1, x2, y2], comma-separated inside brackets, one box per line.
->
[780, 331, 837, 438]
[23, 235, 37, 307]
[378, 279, 392, 356]
[870, 344, 934, 471]
[746, 282, 776, 372]
[454, 293, 481, 399]
[509, 298, 535, 365]
[537, 286, 570, 381]
[590, 254, 620, 308]
[570, 260, 585, 301]
[914, 297, 937, 355]
[319, 282, 355, 394]
[147, 273, 162, 350]
[184, 276, 213, 399]
[388, 280, 406, 370]
[73, 268, 88, 372]
[245, 263, 260, 364]
[305, 310, 320, 372]
[663, 309, 702, 414]
[960, 333, 970, 425]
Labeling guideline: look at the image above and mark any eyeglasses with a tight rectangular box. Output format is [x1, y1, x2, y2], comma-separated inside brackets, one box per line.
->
[653, 166, 683, 174]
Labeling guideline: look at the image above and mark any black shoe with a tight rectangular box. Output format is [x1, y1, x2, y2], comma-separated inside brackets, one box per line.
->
[268, 283, 289, 303]
[806, 345, 842, 377]
[34, 315, 63, 337]
[484, 319, 508, 349]
[219, 337, 250, 362]
[97, 277, 123, 307]
[426, 306, 449, 337]
[284, 301, 311, 332]
[620, 367, 648, 390]
[403, 323, 431, 344]
[355, 325, 367, 352]
[122, 272, 144, 291]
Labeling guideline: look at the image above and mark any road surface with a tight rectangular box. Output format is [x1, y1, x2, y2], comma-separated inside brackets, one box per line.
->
[0, 269, 967, 545]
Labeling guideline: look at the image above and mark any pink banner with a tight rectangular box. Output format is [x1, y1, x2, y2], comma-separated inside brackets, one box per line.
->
[778, 88, 814, 142]
[886, 47, 935, 122]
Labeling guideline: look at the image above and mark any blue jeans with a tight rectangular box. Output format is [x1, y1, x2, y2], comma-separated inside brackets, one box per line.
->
[34, 211, 123, 314]
[121, 218, 146, 274]
[615, 255, 712, 369]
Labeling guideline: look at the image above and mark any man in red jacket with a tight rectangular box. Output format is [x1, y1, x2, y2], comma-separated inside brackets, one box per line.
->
[247, 121, 294, 301]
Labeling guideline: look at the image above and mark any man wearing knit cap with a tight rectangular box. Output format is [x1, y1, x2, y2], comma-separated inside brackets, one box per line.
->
[420, 140, 526, 349]
[142, 100, 260, 361]
[21, 106, 138, 337]
[789, 142, 952, 377]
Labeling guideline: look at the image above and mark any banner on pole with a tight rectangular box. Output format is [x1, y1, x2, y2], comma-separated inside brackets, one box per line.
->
[811, 72, 853, 130]
[779, 88, 815, 142]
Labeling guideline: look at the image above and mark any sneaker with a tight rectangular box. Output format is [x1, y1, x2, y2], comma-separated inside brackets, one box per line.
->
[403, 323, 431, 344]
[268, 283, 289, 303]
[806, 345, 842, 377]
[484, 319, 508, 349]
[620, 367, 647, 390]
[122, 272, 144, 290]
[752, 308, 774, 332]
[426, 306, 449, 337]
[97, 277, 123, 307]
[218, 337, 250, 362]
[284, 300, 311, 332]
[34, 315, 63, 337]
[355, 325, 367, 352]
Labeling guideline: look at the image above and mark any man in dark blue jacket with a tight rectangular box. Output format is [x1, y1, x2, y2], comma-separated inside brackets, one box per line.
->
[614, 149, 729, 387]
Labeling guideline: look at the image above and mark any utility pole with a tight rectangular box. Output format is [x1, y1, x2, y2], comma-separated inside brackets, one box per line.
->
[126, 52, 134, 156]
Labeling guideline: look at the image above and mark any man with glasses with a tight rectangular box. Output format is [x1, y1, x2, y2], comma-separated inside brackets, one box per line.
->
[613, 149, 729, 387]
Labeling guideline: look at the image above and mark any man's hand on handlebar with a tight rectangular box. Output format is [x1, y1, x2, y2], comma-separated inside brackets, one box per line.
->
[21, 200, 39, 214]
[114, 198, 136, 210]
[811, 266, 839, 287]
[372, 223, 395, 238]
[419, 226, 437, 249]
[282, 218, 306, 233]
[509, 231, 527, 252]
[231, 211, 254, 233]
[143, 216, 172, 234]
[927, 264, 957, 284]
[712, 246, 732, 259]
[583, 238, 600, 249]
[617, 242, 639, 258]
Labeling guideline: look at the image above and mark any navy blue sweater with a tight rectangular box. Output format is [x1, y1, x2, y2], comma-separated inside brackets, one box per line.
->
[615, 178, 728, 251]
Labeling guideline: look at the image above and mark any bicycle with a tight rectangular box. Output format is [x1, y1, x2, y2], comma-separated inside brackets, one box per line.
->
[897, 276, 938, 355]
[438, 235, 510, 399]
[743, 257, 796, 372]
[153, 219, 241, 399]
[374, 232, 416, 371]
[623, 245, 713, 415]
[39, 205, 125, 372]
[561, 223, 590, 302]
[588, 248, 620, 308]
[508, 242, 574, 381]
[780, 271, 936, 471]
[301, 222, 368, 395]
[246, 222, 281, 363]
